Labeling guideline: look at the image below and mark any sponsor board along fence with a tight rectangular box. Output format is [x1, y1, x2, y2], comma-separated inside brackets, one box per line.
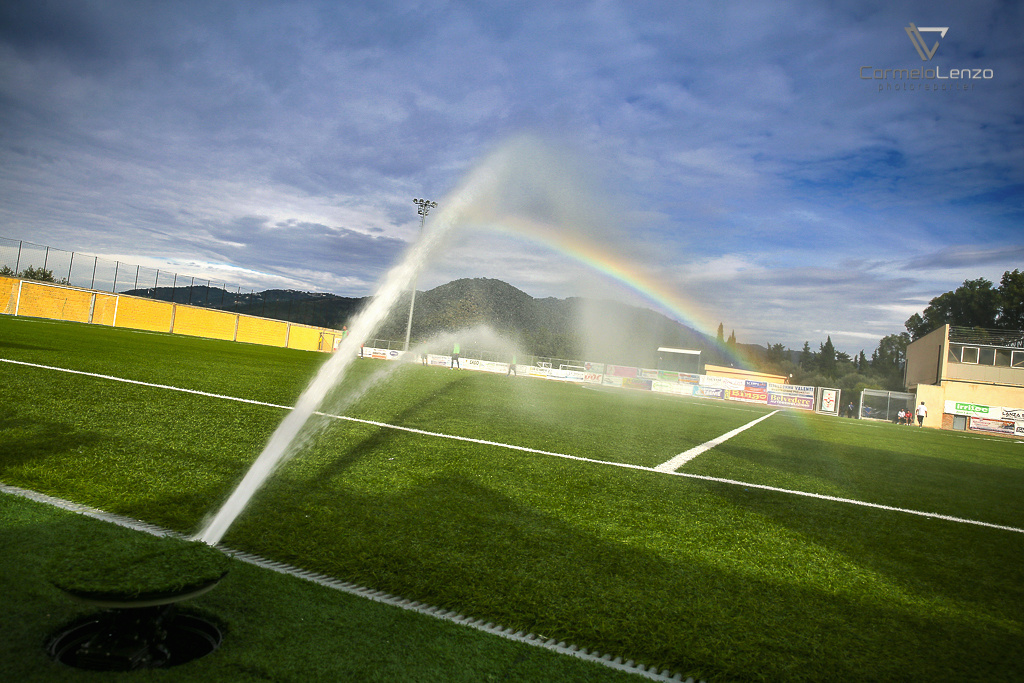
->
[360, 344, 819, 413]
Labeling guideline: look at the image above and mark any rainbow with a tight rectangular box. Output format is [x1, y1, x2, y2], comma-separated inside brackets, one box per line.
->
[477, 215, 754, 368]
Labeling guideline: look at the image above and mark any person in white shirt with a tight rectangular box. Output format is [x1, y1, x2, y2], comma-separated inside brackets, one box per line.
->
[915, 402, 928, 427]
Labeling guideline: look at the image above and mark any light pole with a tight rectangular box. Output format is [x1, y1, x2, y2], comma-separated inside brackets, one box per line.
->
[404, 198, 437, 352]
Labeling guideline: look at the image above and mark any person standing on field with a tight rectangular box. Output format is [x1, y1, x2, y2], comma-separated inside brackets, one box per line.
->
[916, 401, 928, 427]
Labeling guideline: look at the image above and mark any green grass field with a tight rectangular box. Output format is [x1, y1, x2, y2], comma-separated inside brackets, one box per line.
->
[2, 314, 1023, 682]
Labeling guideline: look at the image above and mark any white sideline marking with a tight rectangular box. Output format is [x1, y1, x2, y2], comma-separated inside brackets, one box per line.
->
[654, 410, 779, 472]
[0, 483, 687, 682]
[3, 357, 1023, 535]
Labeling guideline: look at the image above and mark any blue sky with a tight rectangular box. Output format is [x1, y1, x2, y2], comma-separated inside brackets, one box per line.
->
[1, 0, 1021, 354]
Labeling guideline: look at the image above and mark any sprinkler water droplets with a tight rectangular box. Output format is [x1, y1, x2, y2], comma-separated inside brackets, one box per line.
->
[194, 136, 623, 545]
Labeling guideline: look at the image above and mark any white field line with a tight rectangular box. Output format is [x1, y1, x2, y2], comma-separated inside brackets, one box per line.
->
[654, 410, 779, 472]
[3, 358, 1023, 535]
[0, 483, 688, 683]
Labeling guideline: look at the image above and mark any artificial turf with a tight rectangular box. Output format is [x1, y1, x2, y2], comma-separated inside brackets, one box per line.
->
[1, 314, 1022, 681]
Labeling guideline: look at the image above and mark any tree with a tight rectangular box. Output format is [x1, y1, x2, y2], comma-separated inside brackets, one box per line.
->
[997, 269, 1024, 330]
[818, 336, 837, 378]
[870, 332, 910, 389]
[1, 265, 60, 282]
[905, 277, 1000, 339]
[716, 323, 725, 344]
[799, 341, 813, 369]
[726, 329, 736, 347]
[765, 342, 787, 365]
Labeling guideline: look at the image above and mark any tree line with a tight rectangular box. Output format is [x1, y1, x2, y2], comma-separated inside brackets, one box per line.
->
[748, 269, 1023, 394]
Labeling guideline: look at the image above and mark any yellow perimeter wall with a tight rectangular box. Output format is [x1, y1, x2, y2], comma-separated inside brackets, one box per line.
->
[0, 276, 341, 354]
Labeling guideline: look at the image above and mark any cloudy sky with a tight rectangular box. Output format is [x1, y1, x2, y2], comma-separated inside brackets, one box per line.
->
[1, 0, 1021, 354]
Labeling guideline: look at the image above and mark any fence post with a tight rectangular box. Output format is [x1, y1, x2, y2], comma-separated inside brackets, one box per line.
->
[188, 276, 194, 304]
[43, 246, 49, 271]
[171, 273, 177, 303]
[68, 251, 74, 285]
[112, 261, 119, 293]
[134, 264, 140, 291]
[91, 257, 98, 289]
[15, 240, 22, 273]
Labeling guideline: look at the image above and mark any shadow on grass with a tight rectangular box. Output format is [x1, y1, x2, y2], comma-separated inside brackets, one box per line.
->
[0, 408, 103, 470]
[1, 495, 650, 683]
[707, 477, 1024, 619]
[0, 340, 57, 352]
[222, 460, 1024, 683]
[699, 433, 1024, 528]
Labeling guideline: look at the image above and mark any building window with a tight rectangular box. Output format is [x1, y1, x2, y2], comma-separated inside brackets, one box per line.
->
[996, 348, 1012, 366]
[1013, 350, 1024, 369]
[947, 344, 962, 363]
[961, 347, 980, 364]
[979, 347, 996, 365]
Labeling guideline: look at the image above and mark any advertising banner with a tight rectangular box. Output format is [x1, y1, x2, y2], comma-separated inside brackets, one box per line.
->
[944, 401, 994, 417]
[549, 368, 586, 382]
[1000, 407, 1024, 421]
[427, 354, 450, 367]
[969, 417, 1017, 436]
[657, 370, 680, 382]
[745, 380, 768, 391]
[763, 383, 815, 411]
[602, 375, 624, 388]
[639, 368, 660, 380]
[607, 365, 639, 378]
[726, 389, 769, 404]
[523, 365, 550, 378]
[623, 377, 653, 391]
[585, 362, 606, 374]
[652, 381, 697, 396]
[697, 386, 724, 399]
[767, 392, 814, 410]
[583, 372, 603, 384]
[700, 375, 746, 391]
[818, 388, 839, 415]
[462, 358, 509, 374]
[768, 382, 814, 394]
[679, 373, 701, 385]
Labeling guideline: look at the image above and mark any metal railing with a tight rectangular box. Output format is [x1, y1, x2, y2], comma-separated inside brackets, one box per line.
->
[949, 326, 1024, 348]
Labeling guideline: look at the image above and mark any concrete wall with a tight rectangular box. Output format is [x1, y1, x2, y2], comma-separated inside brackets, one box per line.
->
[905, 325, 946, 389]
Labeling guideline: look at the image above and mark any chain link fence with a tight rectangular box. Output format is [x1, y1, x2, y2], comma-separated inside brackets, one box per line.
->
[0, 236, 344, 327]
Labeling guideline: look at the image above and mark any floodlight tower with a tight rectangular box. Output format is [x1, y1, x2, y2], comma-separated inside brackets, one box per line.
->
[404, 198, 437, 352]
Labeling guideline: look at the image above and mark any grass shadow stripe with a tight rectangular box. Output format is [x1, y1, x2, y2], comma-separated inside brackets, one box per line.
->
[0, 482, 700, 683]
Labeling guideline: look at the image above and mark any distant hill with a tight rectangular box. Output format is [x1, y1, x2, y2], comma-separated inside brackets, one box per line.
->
[374, 278, 743, 368]
[122, 285, 363, 330]
[125, 277, 753, 369]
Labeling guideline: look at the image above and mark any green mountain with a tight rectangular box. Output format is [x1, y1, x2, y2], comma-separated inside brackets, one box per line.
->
[127, 277, 746, 369]
[376, 278, 738, 368]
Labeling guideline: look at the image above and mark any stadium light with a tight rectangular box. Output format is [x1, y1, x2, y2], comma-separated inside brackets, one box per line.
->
[404, 198, 438, 352]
